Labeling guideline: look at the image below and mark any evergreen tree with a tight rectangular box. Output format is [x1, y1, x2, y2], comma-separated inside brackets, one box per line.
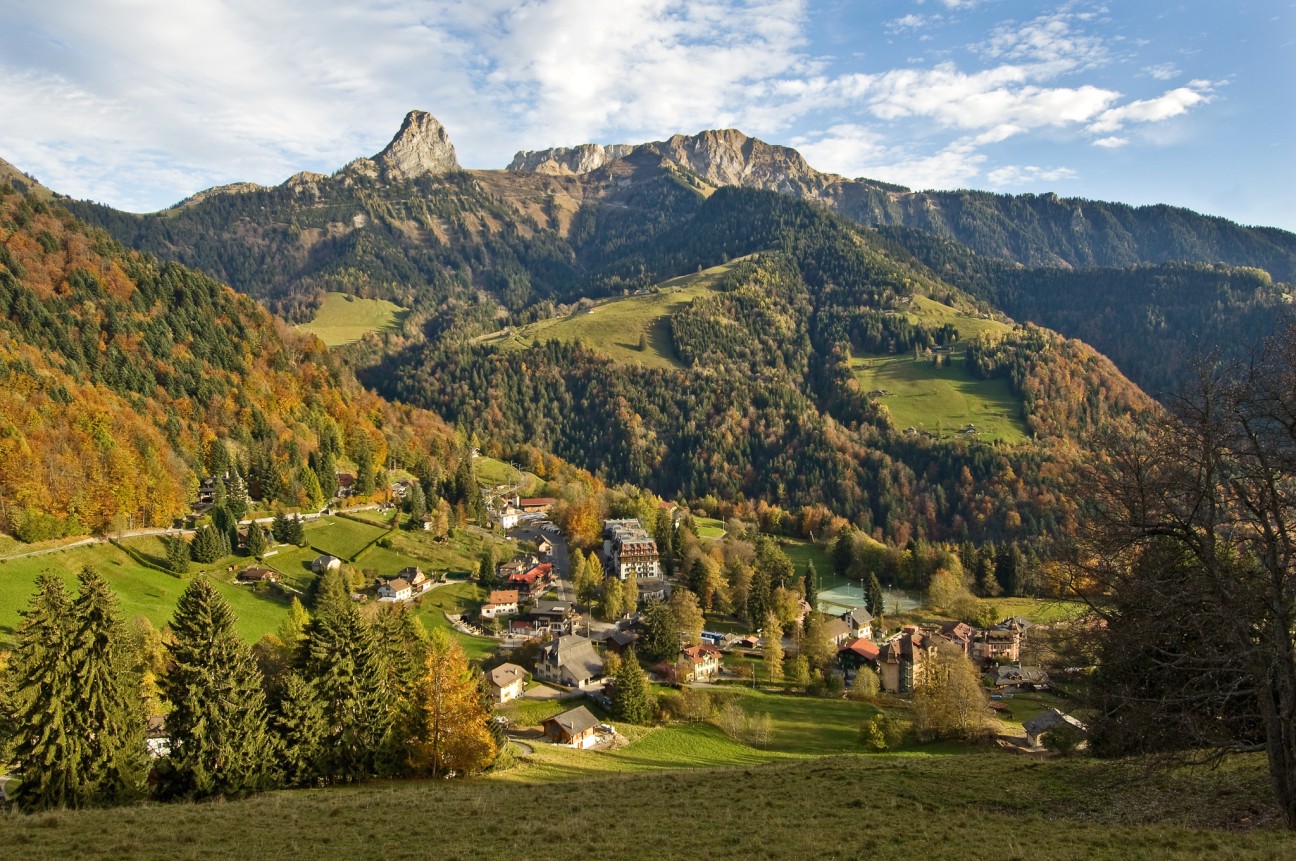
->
[165, 535, 191, 574]
[244, 520, 268, 558]
[653, 508, 675, 576]
[225, 470, 249, 520]
[286, 514, 307, 546]
[6, 573, 81, 811]
[803, 560, 820, 611]
[303, 569, 392, 781]
[271, 672, 326, 787]
[406, 482, 427, 522]
[866, 572, 885, 618]
[160, 577, 276, 799]
[407, 630, 497, 777]
[748, 566, 772, 632]
[476, 548, 497, 588]
[639, 600, 680, 663]
[190, 525, 222, 564]
[271, 510, 291, 544]
[68, 567, 146, 804]
[832, 530, 854, 578]
[611, 650, 654, 724]
[315, 448, 339, 501]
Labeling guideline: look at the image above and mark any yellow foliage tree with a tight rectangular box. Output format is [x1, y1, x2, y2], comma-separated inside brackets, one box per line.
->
[407, 630, 497, 778]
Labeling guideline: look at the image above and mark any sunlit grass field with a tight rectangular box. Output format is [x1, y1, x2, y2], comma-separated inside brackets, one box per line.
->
[296, 291, 408, 347]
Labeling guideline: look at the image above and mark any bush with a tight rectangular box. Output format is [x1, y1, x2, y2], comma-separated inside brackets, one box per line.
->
[858, 712, 904, 751]
[848, 667, 881, 701]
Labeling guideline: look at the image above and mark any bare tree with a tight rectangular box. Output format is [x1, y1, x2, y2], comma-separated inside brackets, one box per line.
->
[1078, 327, 1296, 828]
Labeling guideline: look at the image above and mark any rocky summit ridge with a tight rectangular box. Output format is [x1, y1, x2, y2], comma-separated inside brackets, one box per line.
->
[371, 109, 460, 179]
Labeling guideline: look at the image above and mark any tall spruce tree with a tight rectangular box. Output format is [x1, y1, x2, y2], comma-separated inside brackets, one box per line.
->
[803, 560, 820, 611]
[161, 577, 276, 799]
[6, 573, 82, 811]
[68, 567, 147, 804]
[165, 535, 191, 574]
[271, 672, 327, 787]
[303, 569, 392, 781]
[244, 520, 268, 557]
[866, 572, 886, 618]
[611, 650, 654, 724]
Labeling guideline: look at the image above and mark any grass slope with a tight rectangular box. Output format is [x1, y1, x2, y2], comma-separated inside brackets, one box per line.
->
[474, 259, 750, 369]
[852, 296, 1028, 444]
[3, 750, 1291, 860]
[296, 291, 408, 347]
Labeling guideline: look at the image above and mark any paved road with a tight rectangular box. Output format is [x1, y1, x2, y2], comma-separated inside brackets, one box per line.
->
[509, 522, 573, 603]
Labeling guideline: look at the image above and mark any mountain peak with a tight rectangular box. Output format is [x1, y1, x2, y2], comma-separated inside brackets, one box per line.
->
[374, 110, 460, 179]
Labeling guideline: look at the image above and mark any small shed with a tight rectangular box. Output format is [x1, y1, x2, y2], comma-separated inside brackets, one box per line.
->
[541, 705, 601, 748]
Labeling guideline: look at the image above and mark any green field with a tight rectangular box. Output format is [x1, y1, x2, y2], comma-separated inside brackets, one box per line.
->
[296, 291, 408, 347]
[474, 259, 751, 369]
[3, 743, 1291, 860]
[852, 296, 1028, 444]
[0, 540, 290, 645]
[411, 580, 497, 661]
[694, 516, 727, 539]
[307, 517, 389, 561]
[473, 456, 541, 495]
[853, 354, 1028, 443]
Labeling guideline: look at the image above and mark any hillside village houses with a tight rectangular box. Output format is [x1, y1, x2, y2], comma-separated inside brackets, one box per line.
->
[487, 663, 528, 704]
[534, 634, 604, 689]
[603, 518, 668, 608]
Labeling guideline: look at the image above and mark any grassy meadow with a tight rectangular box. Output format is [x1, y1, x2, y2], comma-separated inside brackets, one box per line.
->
[296, 291, 408, 347]
[473, 259, 750, 369]
[1, 744, 1291, 860]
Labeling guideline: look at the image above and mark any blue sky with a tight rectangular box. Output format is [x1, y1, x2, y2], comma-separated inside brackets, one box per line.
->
[2, 1, 1293, 231]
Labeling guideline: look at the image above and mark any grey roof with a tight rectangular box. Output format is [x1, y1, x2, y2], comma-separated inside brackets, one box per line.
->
[846, 607, 874, 626]
[544, 705, 600, 736]
[532, 601, 573, 616]
[543, 635, 604, 682]
[1024, 708, 1087, 737]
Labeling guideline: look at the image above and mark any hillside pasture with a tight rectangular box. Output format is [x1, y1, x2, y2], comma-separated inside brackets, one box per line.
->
[852, 353, 1028, 444]
[307, 517, 389, 561]
[296, 291, 408, 347]
[474, 258, 752, 369]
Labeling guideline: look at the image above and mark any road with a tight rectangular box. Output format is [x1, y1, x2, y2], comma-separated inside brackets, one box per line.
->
[508, 522, 572, 602]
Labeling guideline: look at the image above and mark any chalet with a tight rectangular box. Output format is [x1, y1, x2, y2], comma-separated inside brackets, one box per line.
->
[419, 514, 436, 531]
[398, 567, 434, 595]
[876, 628, 937, 694]
[533, 634, 604, 689]
[541, 705, 601, 748]
[939, 621, 977, 658]
[823, 617, 853, 646]
[336, 472, 356, 497]
[990, 664, 1050, 691]
[679, 644, 723, 682]
[603, 519, 661, 580]
[840, 607, 874, 640]
[838, 636, 881, 671]
[237, 566, 280, 584]
[517, 497, 557, 513]
[537, 537, 554, 556]
[487, 663, 528, 704]
[529, 600, 576, 634]
[498, 558, 529, 582]
[604, 629, 639, 655]
[482, 589, 520, 620]
[1023, 708, 1087, 747]
[312, 554, 342, 575]
[197, 477, 216, 506]
[377, 578, 413, 602]
[391, 479, 416, 500]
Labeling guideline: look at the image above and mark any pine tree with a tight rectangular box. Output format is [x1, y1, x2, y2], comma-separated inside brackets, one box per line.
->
[611, 650, 654, 724]
[271, 671, 327, 787]
[303, 569, 392, 781]
[803, 560, 820, 611]
[315, 448, 339, 501]
[866, 572, 886, 618]
[639, 600, 679, 663]
[244, 520, 268, 558]
[190, 525, 222, 564]
[165, 535, 191, 574]
[226, 470, 249, 520]
[286, 514, 307, 546]
[406, 482, 427, 523]
[68, 567, 146, 804]
[161, 577, 277, 799]
[407, 630, 497, 777]
[271, 510, 291, 544]
[832, 530, 854, 578]
[6, 573, 81, 811]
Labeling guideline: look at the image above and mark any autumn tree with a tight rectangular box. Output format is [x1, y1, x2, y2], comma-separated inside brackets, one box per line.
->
[1078, 332, 1296, 827]
[911, 650, 992, 743]
[669, 587, 705, 647]
[762, 611, 784, 683]
[407, 630, 497, 778]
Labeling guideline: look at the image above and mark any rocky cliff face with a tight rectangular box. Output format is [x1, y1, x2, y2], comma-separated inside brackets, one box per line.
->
[508, 128, 847, 199]
[371, 110, 461, 180]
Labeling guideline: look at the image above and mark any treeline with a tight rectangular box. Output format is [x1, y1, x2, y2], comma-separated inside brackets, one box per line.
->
[0, 185, 470, 539]
[0, 567, 497, 812]
[882, 224, 1289, 398]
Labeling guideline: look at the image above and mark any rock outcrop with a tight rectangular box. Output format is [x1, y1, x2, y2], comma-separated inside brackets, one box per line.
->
[509, 143, 637, 176]
[373, 110, 460, 180]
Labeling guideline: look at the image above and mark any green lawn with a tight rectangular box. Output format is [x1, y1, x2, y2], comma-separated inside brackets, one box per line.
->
[0, 541, 290, 645]
[296, 291, 408, 347]
[778, 537, 832, 580]
[695, 516, 727, 539]
[853, 352, 1028, 444]
[474, 258, 753, 369]
[307, 517, 388, 561]
[411, 581, 498, 661]
[906, 294, 1014, 340]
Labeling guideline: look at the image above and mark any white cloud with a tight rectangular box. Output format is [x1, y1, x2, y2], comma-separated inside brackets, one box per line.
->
[1088, 83, 1214, 133]
[978, 10, 1110, 73]
[1092, 135, 1128, 148]
[1145, 63, 1181, 81]
[794, 126, 988, 190]
[986, 164, 1078, 186]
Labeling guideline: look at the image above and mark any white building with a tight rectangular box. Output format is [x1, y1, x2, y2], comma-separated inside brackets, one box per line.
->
[602, 519, 660, 580]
